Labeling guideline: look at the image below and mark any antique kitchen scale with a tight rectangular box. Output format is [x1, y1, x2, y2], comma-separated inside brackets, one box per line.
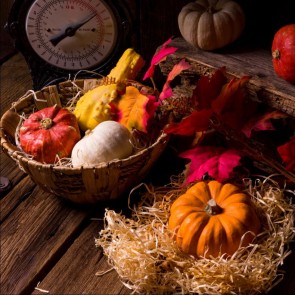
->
[6, 0, 136, 89]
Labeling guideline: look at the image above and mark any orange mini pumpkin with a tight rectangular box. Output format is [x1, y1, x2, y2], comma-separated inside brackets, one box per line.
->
[168, 181, 261, 258]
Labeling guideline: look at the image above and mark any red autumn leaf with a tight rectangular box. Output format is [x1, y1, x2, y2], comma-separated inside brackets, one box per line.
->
[192, 67, 227, 110]
[164, 68, 252, 137]
[159, 58, 191, 100]
[277, 136, 295, 171]
[241, 110, 288, 138]
[164, 109, 212, 136]
[179, 146, 242, 184]
[143, 37, 178, 80]
[211, 75, 251, 130]
[145, 94, 160, 125]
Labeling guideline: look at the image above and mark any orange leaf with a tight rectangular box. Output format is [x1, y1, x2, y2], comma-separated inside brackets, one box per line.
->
[116, 86, 156, 132]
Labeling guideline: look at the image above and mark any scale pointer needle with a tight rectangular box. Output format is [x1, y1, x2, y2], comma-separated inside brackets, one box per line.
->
[49, 12, 96, 46]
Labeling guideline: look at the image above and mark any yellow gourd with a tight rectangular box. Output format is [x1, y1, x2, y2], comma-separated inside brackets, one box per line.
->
[73, 81, 124, 131]
[73, 48, 145, 131]
[108, 48, 146, 81]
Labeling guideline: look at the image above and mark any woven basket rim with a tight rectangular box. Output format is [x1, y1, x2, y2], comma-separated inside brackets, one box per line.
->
[0, 78, 169, 172]
[3, 132, 168, 171]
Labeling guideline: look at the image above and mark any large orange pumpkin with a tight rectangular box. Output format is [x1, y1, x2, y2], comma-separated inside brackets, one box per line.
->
[168, 181, 261, 258]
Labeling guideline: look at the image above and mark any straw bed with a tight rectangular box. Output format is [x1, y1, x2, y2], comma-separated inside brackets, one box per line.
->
[95, 176, 295, 295]
[0, 79, 169, 204]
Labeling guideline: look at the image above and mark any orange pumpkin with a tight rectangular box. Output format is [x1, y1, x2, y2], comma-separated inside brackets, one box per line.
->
[168, 181, 261, 258]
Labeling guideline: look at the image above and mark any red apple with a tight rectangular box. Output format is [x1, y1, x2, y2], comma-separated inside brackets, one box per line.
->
[272, 24, 295, 84]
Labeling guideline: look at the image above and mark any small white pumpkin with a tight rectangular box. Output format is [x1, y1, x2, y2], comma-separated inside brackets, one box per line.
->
[178, 0, 245, 51]
[71, 121, 133, 167]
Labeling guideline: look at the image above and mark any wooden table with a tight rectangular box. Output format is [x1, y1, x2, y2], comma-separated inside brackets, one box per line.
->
[0, 54, 133, 294]
[1, 53, 295, 295]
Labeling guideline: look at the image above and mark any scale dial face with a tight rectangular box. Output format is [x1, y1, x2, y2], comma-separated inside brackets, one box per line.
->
[25, 0, 119, 70]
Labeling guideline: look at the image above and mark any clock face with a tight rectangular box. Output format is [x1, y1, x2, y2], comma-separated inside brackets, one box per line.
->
[25, 0, 119, 70]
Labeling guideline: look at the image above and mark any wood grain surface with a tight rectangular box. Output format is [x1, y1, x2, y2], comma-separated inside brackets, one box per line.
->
[1, 2, 294, 294]
[0, 54, 131, 295]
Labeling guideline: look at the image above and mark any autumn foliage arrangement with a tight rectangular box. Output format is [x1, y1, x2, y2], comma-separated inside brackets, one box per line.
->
[15, 36, 295, 187]
[140, 38, 295, 185]
[164, 68, 295, 183]
[89, 38, 295, 294]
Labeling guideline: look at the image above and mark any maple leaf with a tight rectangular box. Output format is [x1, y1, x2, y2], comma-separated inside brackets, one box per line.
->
[241, 110, 288, 138]
[115, 86, 159, 132]
[179, 146, 242, 184]
[277, 136, 295, 171]
[159, 59, 191, 101]
[164, 68, 252, 137]
[211, 75, 251, 130]
[143, 37, 178, 81]
[164, 109, 212, 136]
[192, 67, 227, 110]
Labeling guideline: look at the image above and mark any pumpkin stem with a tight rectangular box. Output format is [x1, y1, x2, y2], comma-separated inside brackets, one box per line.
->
[208, 6, 215, 14]
[40, 118, 53, 129]
[272, 49, 280, 60]
[207, 0, 218, 13]
[205, 199, 222, 215]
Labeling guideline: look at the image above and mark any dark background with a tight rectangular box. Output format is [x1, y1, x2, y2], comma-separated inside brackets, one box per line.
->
[137, 0, 295, 61]
[1, 0, 295, 66]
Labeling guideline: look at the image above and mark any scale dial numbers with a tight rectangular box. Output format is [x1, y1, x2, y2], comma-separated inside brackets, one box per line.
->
[25, 0, 119, 70]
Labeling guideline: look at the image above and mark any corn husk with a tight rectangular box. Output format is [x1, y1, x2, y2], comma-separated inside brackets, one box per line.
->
[95, 176, 295, 295]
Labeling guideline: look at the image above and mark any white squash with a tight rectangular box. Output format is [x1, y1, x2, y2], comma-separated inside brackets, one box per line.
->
[71, 121, 133, 167]
[178, 0, 245, 51]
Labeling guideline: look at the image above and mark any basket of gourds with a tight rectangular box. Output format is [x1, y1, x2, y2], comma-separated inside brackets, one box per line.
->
[0, 49, 169, 204]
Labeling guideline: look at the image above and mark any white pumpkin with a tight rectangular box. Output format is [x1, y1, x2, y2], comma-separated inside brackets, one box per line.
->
[71, 121, 133, 167]
[178, 0, 245, 51]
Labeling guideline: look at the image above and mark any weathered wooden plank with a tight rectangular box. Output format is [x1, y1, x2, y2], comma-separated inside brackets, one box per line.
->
[32, 221, 131, 295]
[1, 54, 33, 196]
[0, 187, 92, 295]
[0, 153, 26, 188]
[159, 37, 295, 117]
[0, 54, 33, 116]
[0, 175, 36, 222]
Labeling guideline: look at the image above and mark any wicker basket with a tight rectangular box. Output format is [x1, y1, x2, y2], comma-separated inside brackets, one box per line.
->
[0, 79, 169, 204]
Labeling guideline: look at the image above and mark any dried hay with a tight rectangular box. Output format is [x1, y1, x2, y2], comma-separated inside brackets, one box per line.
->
[95, 176, 295, 295]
